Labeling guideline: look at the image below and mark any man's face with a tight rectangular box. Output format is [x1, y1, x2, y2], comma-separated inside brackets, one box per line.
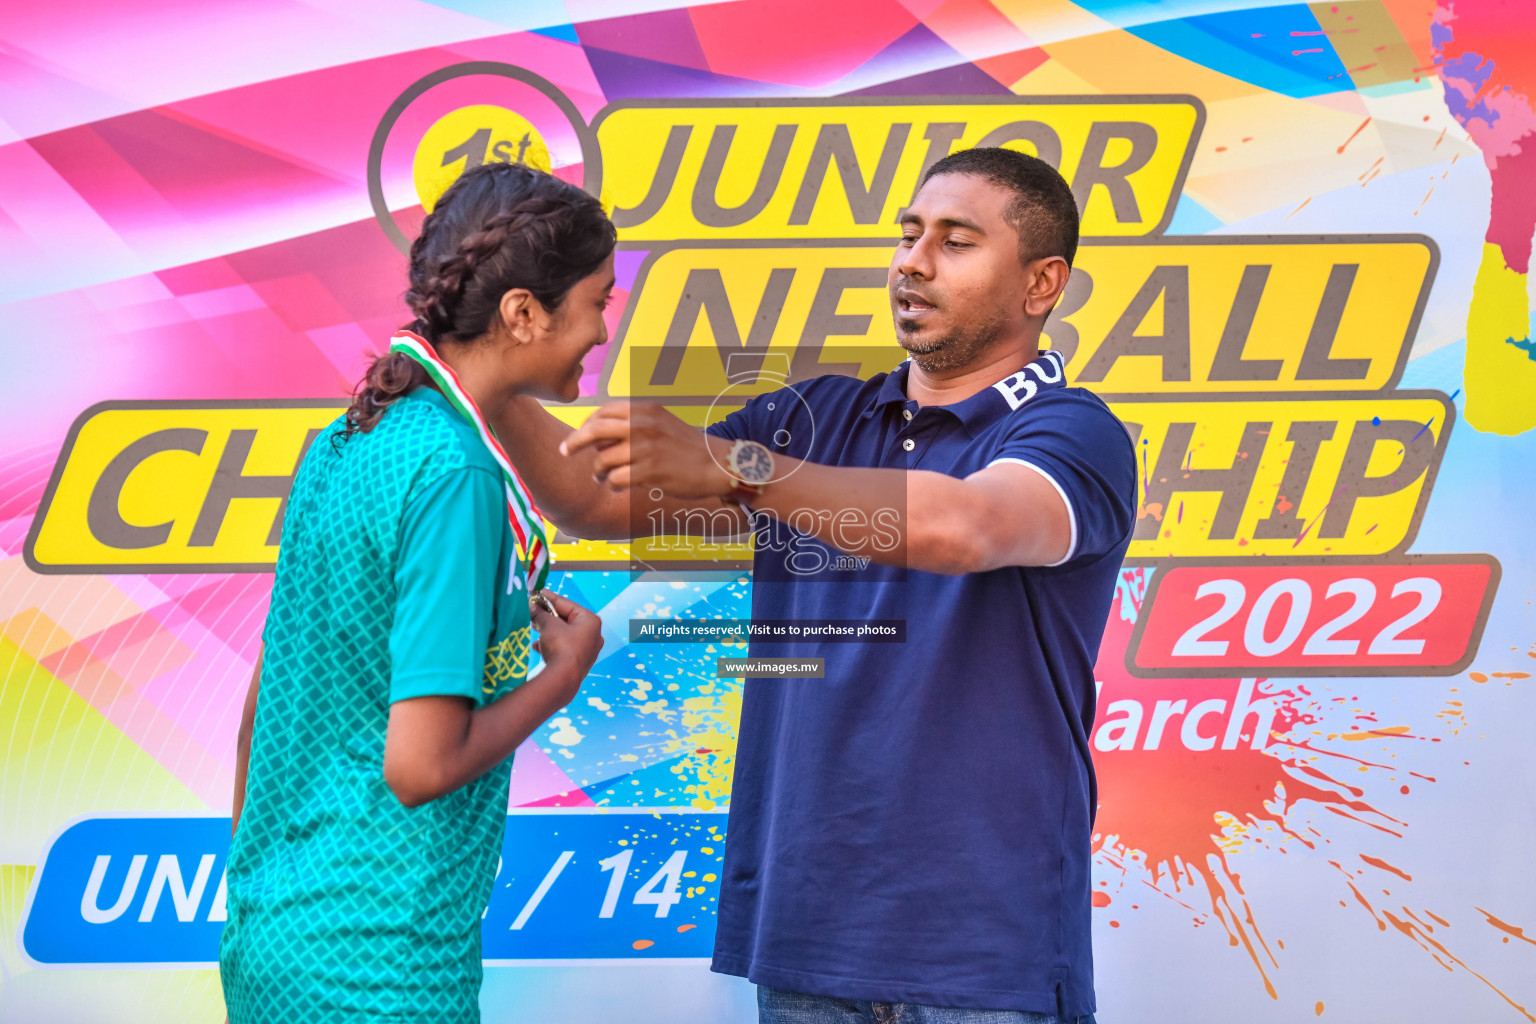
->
[888, 173, 1029, 373]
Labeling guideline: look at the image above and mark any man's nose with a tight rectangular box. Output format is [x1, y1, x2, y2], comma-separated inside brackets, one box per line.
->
[895, 241, 933, 281]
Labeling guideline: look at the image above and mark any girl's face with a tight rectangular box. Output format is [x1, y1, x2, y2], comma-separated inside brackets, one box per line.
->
[527, 254, 616, 403]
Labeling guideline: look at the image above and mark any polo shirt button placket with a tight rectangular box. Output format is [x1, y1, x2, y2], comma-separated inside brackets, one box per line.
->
[901, 438, 915, 452]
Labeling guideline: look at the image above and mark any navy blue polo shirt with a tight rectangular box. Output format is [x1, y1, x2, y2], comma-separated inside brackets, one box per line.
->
[704, 350, 1137, 1017]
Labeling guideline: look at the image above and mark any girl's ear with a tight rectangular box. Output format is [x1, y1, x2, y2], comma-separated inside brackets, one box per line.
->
[498, 288, 546, 345]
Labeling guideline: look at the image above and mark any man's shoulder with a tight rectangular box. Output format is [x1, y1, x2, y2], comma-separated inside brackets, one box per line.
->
[1013, 385, 1129, 435]
[991, 386, 1138, 491]
[1031, 384, 1116, 412]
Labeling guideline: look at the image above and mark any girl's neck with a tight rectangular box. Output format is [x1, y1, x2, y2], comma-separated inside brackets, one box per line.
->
[434, 336, 517, 413]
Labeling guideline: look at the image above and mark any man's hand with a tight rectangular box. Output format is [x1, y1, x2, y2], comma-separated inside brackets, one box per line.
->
[561, 401, 737, 499]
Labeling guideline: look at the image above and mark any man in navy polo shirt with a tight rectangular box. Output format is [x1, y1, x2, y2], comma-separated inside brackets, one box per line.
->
[497, 148, 1136, 1023]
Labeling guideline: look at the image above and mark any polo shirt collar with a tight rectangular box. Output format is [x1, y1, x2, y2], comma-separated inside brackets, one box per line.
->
[864, 349, 1065, 437]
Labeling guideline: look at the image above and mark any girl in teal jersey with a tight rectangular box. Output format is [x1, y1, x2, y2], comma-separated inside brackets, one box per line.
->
[220, 162, 613, 1023]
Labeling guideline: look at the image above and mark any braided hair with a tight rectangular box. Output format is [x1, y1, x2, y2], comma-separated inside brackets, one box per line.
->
[341, 162, 616, 440]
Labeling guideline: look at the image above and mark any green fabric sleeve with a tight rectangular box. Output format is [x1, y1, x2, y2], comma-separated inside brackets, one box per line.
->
[388, 466, 503, 704]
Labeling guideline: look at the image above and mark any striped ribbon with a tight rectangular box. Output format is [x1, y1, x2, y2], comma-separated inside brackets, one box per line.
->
[389, 330, 551, 592]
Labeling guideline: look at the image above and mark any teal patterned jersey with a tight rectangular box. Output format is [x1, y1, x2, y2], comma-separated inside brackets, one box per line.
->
[220, 387, 533, 1024]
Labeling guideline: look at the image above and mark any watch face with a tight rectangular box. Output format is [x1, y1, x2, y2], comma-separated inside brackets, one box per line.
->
[736, 442, 774, 483]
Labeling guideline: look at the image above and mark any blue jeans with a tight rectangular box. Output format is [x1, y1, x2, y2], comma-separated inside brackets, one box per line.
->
[758, 986, 1097, 1024]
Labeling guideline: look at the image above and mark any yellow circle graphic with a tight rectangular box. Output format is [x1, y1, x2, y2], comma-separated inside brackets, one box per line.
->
[412, 105, 553, 213]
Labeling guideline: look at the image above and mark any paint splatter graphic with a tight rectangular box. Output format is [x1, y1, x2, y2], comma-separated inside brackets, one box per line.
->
[517, 576, 749, 812]
[1434, 0, 1536, 434]
[1092, 571, 1533, 1015]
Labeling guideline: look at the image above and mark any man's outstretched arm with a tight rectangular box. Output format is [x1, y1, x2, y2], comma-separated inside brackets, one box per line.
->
[489, 395, 747, 541]
[564, 402, 1078, 574]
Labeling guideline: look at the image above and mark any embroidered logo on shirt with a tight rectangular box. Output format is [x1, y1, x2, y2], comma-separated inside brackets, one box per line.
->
[484, 624, 532, 695]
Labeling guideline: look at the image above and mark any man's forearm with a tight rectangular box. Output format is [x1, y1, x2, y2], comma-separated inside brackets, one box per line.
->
[563, 406, 1065, 567]
[711, 433, 1068, 572]
[729, 444, 981, 574]
[492, 397, 743, 541]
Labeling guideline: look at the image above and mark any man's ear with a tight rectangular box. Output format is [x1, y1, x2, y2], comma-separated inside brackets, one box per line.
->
[1023, 257, 1071, 320]
[498, 288, 543, 345]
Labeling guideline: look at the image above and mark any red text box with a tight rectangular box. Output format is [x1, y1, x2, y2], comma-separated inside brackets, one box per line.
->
[1127, 556, 1499, 677]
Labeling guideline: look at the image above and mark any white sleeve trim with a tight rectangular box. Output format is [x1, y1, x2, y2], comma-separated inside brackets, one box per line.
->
[987, 457, 1077, 567]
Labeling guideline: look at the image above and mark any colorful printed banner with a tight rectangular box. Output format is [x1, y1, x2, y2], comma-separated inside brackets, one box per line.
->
[21, 811, 727, 966]
[3, 3, 1535, 1023]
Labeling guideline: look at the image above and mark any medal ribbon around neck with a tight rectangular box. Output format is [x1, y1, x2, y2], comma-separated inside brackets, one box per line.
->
[389, 330, 551, 592]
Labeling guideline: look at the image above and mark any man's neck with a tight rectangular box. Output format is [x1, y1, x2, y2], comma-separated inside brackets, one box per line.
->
[905, 339, 1042, 408]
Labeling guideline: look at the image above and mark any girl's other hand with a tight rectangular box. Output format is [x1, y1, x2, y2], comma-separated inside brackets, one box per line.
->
[528, 592, 603, 706]
[384, 593, 604, 809]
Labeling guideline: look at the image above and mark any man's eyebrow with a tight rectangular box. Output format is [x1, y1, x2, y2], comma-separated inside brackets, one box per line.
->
[934, 215, 985, 233]
[898, 212, 986, 233]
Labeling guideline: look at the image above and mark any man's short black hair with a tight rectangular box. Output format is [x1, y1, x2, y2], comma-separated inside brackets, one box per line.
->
[921, 147, 1079, 267]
